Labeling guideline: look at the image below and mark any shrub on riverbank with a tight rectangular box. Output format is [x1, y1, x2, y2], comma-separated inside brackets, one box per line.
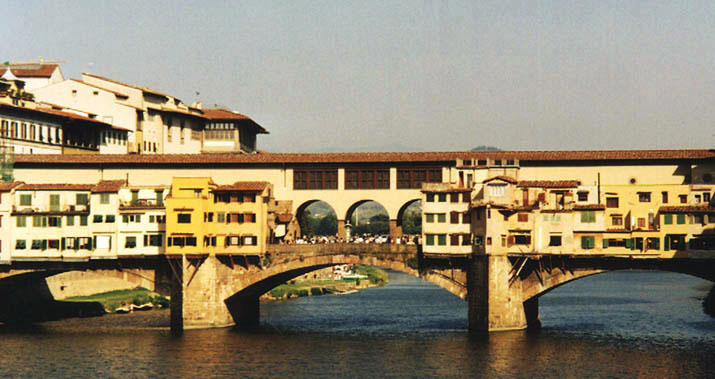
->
[64, 288, 168, 312]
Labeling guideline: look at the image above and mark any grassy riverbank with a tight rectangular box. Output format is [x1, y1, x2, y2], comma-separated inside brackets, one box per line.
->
[63, 288, 169, 313]
[266, 265, 388, 300]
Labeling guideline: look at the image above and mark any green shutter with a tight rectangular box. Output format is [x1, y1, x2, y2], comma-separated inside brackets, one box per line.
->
[89, 237, 94, 250]
[144, 235, 148, 247]
[61, 238, 65, 250]
[664, 214, 672, 224]
[677, 214, 685, 224]
[42, 240, 47, 250]
[625, 238, 633, 249]
[664, 236, 670, 251]
[603, 238, 609, 248]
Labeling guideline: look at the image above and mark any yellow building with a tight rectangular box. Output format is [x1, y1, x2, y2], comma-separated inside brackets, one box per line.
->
[165, 177, 217, 256]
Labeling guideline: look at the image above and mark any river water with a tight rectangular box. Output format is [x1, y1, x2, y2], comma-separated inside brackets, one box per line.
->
[0, 270, 713, 378]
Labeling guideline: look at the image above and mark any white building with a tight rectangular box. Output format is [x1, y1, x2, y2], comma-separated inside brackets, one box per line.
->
[0, 63, 64, 91]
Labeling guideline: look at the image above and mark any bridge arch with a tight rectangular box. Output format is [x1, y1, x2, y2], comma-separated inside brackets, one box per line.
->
[294, 199, 339, 238]
[395, 199, 421, 237]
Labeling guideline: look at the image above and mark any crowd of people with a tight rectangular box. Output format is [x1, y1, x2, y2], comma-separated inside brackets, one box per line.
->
[283, 233, 421, 245]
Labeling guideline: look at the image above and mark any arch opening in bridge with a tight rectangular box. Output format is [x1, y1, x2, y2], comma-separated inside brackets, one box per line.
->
[534, 270, 714, 330]
[295, 200, 338, 238]
[345, 200, 390, 240]
[396, 199, 421, 238]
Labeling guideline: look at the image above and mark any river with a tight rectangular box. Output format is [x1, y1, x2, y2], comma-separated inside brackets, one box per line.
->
[0, 270, 713, 378]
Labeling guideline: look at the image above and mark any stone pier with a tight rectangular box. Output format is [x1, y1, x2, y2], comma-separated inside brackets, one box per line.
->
[467, 255, 540, 332]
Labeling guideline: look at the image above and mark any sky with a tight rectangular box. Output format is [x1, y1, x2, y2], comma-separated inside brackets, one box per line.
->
[4, 1, 714, 152]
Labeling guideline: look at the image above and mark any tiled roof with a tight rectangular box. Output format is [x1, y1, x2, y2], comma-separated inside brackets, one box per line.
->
[0, 181, 24, 192]
[91, 180, 126, 193]
[0, 64, 58, 78]
[483, 176, 518, 184]
[0, 103, 113, 127]
[68, 78, 129, 98]
[517, 180, 580, 188]
[12, 149, 715, 166]
[213, 181, 271, 192]
[202, 108, 269, 134]
[574, 204, 606, 210]
[660, 205, 715, 213]
[82, 72, 169, 98]
[17, 183, 94, 191]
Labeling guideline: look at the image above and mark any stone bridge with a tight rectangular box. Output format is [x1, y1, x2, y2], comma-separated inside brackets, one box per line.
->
[0, 247, 713, 332]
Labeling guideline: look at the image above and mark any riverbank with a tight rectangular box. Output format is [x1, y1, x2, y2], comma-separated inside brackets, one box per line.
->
[62, 288, 169, 313]
[264, 265, 388, 301]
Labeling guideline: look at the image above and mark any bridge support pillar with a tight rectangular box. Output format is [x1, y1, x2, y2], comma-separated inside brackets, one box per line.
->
[225, 294, 260, 329]
[467, 255, 538, 332]
[389, 219, 402, 240]
[170, 255, 237, 332]
[337, 219, 346, 239]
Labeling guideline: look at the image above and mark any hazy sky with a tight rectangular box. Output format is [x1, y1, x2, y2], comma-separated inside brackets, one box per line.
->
[5, 1, 714, 152]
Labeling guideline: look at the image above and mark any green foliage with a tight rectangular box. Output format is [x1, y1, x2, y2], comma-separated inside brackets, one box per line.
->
[310, 287, 322, 296]
[354, 265, 388, 285]
[132, 293, 153, 306]
[270, 287, 286, 299]
[471, 145, 502, 151]
[152, 295, 170, 308]
[402, 211, 422, 234]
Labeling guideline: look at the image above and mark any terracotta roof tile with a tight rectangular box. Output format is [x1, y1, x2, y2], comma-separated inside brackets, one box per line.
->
[660, 205, 715, 213]
[202, 108, 269, 134]
[0, 64, 58, 78]
[18, 183, 94, 191]
[11, 149, 715, 166]
[91, 180, 126, 193]
[517, 180, 580, 188]
[0, 181, 24, 192]
[82, 72, 169, 98]
[483, 176, 518, 184]
[213, 181, 270, 192]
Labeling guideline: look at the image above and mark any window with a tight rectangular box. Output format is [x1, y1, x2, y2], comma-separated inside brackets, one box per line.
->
[100, 193, 110, 204]
[517, 213, 528, 222]
[679, 195, 687, 204]
[146, 234, 163, 247]
[426, 194, 435, 202]
[178, 214, 191, 223]
[662, 191, 668, 203]
[66, 215, 74, 226]
[437, 213, 446, 223]
[125, 236, 137, 248]
[217, 212, 225, 223]
[93, 215, 103, 223]
[426, 234, 436, 245]
[577, 192, 588, 202]
[437, 234, 446, 246]
[450, 212, 459, 224]
[462, 212, 471, 224]
[76, 193, 89, 205]
[48, 240, 60, 249]
[638, 217, 646, 228]
[33, 215, 45, 227]
[397, 168, 442, 189]
[186, 237, 197, 246]
[676, 214, 685, 224]
[105, 215, 115, 223]
[461, 234, 471, 246]
[488, 184, 506, 197]
[580, 211, 596, 223]
[611, 215, 623, 226]
[664, 214, 673, 224]
[438, 194, 446, 202]
[344, 169, 390, 189]
[549, 235, 562, 246]
[294, 169, 338, 190]
[16, 240, 26, 249]
[646, 237, 660, 250]
[31, 240, 43, 250]
[19, 194, 31, 206]
[450, 193, 459, 203]
[514, 235, 531, 245]
[48, 216, 62, 227]
[606, 197, 619, 208]
[16, 216, 26, 227]
[80, 215, 88, 226]
[638, 192, 651, 202]
[450, 234, 460, 246]
[581, 236, 595, 249]
[425, 213, 434, 223]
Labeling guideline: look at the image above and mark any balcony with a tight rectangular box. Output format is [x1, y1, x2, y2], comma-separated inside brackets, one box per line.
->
[11, 204, 90, 215]
[120, 198, 165, 210]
